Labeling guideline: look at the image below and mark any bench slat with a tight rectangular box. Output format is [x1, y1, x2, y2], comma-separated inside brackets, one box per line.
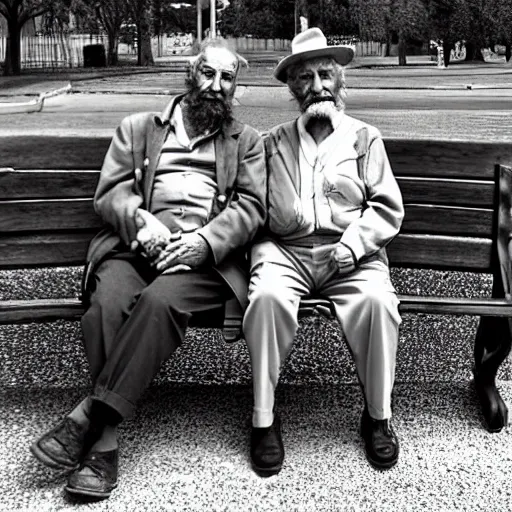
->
[4, 138, 512, 179]
[0, 199, 102, 232]
[388, 234, 492, 271]
[0, 169, 100, 200]
[0, 233, 92, 267]
[0, 200, 494, 238]
[2, 295, 512, 325]
[3, 137, 110, 170]
[398, 177, 495, 208]
[387, 140, 512, 179]
[401, 205, 493, 237]
[0, 233, 493, 271]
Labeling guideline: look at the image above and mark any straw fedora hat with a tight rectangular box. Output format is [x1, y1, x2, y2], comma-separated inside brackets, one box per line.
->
[274, 28, 354, 83]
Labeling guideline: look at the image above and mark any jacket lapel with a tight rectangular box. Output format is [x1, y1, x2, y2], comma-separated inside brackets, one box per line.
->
[215, 119, 244, 193]
[278, 120, 301, 192]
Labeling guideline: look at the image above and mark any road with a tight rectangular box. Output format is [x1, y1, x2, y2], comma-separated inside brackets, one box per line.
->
[1, 86, 511, 141]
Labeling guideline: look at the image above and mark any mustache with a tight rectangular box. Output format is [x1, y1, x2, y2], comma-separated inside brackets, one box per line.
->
[198, 90, 225, 101]
[304, 95, 335, 108]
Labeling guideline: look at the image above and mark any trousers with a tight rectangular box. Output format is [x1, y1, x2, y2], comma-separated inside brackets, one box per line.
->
[81, 256, 233, 419]
[243, 240, 401, 428]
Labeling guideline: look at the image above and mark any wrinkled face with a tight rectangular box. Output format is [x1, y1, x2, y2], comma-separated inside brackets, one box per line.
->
[287, 57, 345, 119]
[191, 46, 238, 101]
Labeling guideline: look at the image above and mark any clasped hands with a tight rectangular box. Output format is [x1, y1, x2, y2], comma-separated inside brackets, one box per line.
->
[131, 209, 210, 275]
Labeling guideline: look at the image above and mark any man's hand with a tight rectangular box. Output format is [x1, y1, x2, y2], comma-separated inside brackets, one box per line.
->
[332, 243, 357, 276]
[155, 233, 211, 274]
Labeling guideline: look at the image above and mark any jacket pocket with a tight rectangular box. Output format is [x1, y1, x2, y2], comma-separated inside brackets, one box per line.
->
[323, 159, 365, 228]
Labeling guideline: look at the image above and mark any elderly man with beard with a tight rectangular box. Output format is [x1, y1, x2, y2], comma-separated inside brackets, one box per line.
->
[243, 28, 404, 476]
[30, 37, 266, 499]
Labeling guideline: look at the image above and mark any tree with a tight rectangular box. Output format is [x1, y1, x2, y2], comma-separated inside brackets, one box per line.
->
[426, 0, 471, 66]
[0, 0, 52, 75]
[350, 0, 428, 65]
[486, 0, 512, 62]
[127, 0, 154, 66]
[73, 0, 128, 66]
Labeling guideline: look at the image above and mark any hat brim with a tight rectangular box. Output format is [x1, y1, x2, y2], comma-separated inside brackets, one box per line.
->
[274, 46, 355, 83]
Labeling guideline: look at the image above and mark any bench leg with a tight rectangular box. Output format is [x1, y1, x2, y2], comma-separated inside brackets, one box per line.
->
[473, 315, 511, 432]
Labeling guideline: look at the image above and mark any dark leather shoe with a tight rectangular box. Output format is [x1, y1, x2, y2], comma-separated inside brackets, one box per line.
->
[360, 408, 399, 469]
[30, 417, 95, 471]
[250, 414, 284, 476]
[65, 449, 118, 499]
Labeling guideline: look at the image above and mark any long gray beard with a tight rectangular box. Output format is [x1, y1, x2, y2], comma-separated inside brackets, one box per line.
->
[184, 94, 233, 135]
[302, 99, 344, 125]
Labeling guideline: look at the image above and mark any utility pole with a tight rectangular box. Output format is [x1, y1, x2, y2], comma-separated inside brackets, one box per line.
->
[197, 0, 203, 43]
[294, 0, 299, 35]
[210, 0, 217, 38]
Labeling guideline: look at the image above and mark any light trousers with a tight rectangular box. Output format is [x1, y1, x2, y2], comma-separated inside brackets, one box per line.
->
[243, 240, 401, 428]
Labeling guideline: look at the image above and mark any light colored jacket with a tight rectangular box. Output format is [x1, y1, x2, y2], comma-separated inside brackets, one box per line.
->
[264, 115, 404, 266]
[82, 95, 267, 308]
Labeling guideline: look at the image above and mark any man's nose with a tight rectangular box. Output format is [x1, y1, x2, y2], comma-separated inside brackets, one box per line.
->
[311, 73, 323, 93]
[210, 72, 222, 91]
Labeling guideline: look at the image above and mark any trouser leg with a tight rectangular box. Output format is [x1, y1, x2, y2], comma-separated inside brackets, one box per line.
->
[322, 262, 401, 420]
[243, 242, 310, 428]
[81, 258, 149, 383]
[92, 269, 232, 419]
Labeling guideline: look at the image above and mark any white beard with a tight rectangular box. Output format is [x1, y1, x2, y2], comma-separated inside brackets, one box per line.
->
[302, 99, 344, 125]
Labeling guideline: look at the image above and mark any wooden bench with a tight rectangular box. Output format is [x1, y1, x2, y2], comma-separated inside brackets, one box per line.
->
[1, 136, 512, 433]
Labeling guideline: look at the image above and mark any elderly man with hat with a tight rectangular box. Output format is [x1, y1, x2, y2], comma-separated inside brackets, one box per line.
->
[243, 28, 404, 475]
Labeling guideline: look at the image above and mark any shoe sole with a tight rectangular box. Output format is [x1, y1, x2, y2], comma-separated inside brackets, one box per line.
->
[365, 451, 399, 470]
[30, 442, 78, 472]
[65, 484, 117, 499]
[251, 462, 283, 477]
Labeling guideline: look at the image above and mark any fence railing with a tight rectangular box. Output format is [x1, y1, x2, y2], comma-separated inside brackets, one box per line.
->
[0, 34, 108, 69]
[0, 33, 382, 69]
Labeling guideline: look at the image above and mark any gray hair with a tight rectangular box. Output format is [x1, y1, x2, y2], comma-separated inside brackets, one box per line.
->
[189, 37, 248, 78]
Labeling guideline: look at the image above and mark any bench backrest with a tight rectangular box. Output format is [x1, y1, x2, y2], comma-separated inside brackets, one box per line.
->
[1, 137, 512, 273]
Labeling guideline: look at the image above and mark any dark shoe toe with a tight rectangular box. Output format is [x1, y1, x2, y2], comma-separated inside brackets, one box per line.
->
[30, 417, 92, 471]
[361, 409, 399, 470]
[250, 414, 284, 476]
[65, 449, 118, 499]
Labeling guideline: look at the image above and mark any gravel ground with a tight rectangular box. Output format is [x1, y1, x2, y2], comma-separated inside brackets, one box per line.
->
[1, 382, 512, 512]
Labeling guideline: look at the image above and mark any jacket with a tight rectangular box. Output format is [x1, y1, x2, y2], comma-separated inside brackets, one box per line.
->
[264, 114, 404, 266]
[82, 94, 267, 309]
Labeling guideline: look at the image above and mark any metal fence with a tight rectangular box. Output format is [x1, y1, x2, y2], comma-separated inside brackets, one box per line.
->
[0, 33, 108, 69]
[0, 32, 382, 69]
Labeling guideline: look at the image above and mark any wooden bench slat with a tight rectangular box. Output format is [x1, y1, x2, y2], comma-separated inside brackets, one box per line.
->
[387, 140, 512, 179]
[398, 296, 512, 316]
[398, 177, 495, 208]
[0, 233, 92, 268]
[401, 205, 493, 237]
[3, 136, 111, 170]
[3, 295, 512, 325]
[388, 234, 492, 271]
[0, 169, 100, 200]
[0, 199, 102, 232]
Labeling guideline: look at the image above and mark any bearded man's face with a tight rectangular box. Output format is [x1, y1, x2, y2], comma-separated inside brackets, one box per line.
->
[184, 47, 238, 134]
[287, 57, 346, 123]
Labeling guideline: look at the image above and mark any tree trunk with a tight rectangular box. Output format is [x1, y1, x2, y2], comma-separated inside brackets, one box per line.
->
[398, 33, 407, 66]
[442, 41, 453, 68]
[506, 44, 511, 63]
[4, 18, 22, 76]
[465, 41, 485, 62]
[106, 30, 119, 66]
[137, 10, 154, 66]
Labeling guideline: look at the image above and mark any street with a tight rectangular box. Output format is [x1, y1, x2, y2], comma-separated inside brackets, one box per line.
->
[1, 86, 511, 141]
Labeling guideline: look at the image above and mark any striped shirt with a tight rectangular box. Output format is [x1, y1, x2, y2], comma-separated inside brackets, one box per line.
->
[151, 103, 219, 234]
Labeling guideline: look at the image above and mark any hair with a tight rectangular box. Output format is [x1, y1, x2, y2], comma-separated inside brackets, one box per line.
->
[187, 36, 248, 82]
